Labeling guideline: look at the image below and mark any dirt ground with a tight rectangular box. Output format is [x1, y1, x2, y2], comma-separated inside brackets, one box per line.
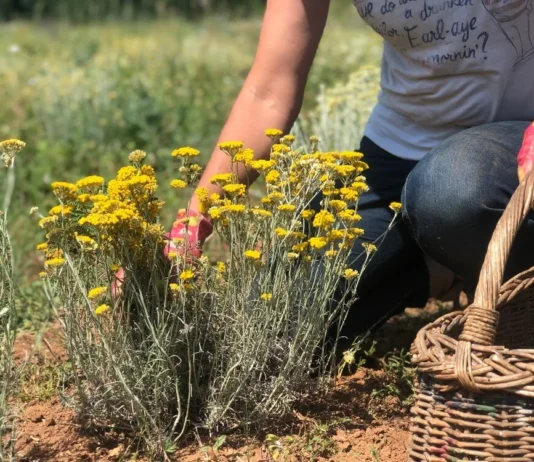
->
[7, 298, 459, 461]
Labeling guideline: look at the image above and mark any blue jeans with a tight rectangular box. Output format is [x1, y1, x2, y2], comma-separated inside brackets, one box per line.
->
[339, 121, 533, 343]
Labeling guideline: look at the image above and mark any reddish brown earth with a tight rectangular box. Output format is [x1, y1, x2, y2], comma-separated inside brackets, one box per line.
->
[9, 299, 459, 461]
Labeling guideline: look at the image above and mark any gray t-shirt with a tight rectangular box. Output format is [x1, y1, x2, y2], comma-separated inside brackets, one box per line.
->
[354, 0, 534, 159]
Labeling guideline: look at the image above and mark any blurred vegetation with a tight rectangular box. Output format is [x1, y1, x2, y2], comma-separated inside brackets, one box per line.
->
[0, 0, 264, 21]
[0, 4, 382, 327]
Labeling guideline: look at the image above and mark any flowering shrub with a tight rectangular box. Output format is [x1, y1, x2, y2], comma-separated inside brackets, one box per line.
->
[39, 131, 399, 456]
[296, 66, 380, 151]
[0, 139, 25, 460]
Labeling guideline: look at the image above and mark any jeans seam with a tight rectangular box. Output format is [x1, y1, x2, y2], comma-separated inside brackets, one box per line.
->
[401, 179, 419, 243]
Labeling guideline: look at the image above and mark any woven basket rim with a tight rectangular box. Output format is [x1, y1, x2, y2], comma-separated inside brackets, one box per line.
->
[411, 265, 534, 397]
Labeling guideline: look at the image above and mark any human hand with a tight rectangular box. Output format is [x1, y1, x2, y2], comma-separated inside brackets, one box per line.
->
[111, 209, 213, 297]
[163, 208, 213, 260]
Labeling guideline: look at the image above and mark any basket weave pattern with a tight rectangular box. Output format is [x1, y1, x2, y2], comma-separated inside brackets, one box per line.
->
[409, 172, 534, 461]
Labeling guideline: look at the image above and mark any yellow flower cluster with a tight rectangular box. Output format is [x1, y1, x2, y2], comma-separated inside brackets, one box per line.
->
[0, 138, 25, 168]
[196, 131, 375, 271]
[76, 176, 105, 193]
[172, 147, 200, 157]
[129, 150, 147, 163]
[51, 182, 78, 201]
[88, 286, 107, 300]
[41, 149, 166, 274]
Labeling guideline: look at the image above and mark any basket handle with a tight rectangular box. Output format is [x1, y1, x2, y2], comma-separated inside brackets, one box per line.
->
[454, 169, 534, 391]
[458, 169, 534, 345]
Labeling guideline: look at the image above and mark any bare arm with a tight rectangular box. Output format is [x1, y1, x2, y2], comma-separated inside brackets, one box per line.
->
[189, 0, 330, 212]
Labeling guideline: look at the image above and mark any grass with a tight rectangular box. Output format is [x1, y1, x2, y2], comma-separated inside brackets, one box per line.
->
[0, 6, 381, 301]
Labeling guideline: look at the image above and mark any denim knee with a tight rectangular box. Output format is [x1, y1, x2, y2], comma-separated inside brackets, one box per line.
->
[401, 121, 529, 285]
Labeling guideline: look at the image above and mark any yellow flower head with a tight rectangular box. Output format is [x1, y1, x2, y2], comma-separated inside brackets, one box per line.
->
[225, 204, 246, 214]
[292, 242, 309, 253]
[39, 271, 48, 279]
[218, 141, 244, 157]
[325, 250, 338, 258]
[337, 209, 361, 223]
[49, 205, 73, 216]
[309, 237, 328, 250]
[95, 304, 110, 315]
[339, 151, 364, 163]
[217, 261, 226, 274]
[39, 215, 59, 230]
[171, 179, 187, 189]
[51, 182, 78, 202]
[209, 193, 221, 204]
[275, 227, 288, 237]
[281, 134, 295, 146]
[44, 257, 66, 269]
[76, 175, 105, 193]
[172, 147, 200, 157]
[47, 248, 63, 259]
[244, 249, 261, 260]
[128, 149, 147, 163]
[223, 183, 246, 197]
[313, 210, 335, 230]
[249, 159, 276, 172]
[363, 242, 377, 254]
[265, 128, 283, 139]
[76, 235, 98, 251]
[333, 165, 357, 177]
[77, 193, 91, 203]
[272, 144, 291, 154]
[128, 174, 158, 194]
[89, 194, 109, 203]
[88, 286, 107, 300]
[267, 192, 284, 202]
[179, 270, 195, 282]
[116, 166, 137, 181]
[389, 202, 402, 214]
[277, 204, 296, 213]
[36, 243, 48, 252]
[0, 139, 26, 154]
[349, 228, 365, 239]
[169, 283, 180, 294]
[233, 148, 254, 164]
[351, 181, 369, 194]
[249, 208, 272, 219]
[265, 170, 280, 184]
[260, 293, 273, 301]
[208, 207, 223, 220]
[195, 187, 211, 213]
[141, 165, 156, 178]
[328, 200, 348, 212]
[210, 173, 234, 185]
[343, 268, 359, 280]
[339, 187, 359, 202]
[0, 139, 25, 167]
[301, 209, 315, 220]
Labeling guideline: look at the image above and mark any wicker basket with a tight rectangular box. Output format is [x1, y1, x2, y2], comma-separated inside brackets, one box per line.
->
[409, 171, 534, 461]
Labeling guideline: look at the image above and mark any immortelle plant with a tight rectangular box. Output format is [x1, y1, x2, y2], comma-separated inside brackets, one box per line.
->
[38, 131, 401, 456]
[0, 139, 25, 461]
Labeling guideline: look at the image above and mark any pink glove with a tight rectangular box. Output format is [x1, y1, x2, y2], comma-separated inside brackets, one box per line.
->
[163, 209, 213, 259]
[517, 122, 534, 182]
[112, 209, 213, 297]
